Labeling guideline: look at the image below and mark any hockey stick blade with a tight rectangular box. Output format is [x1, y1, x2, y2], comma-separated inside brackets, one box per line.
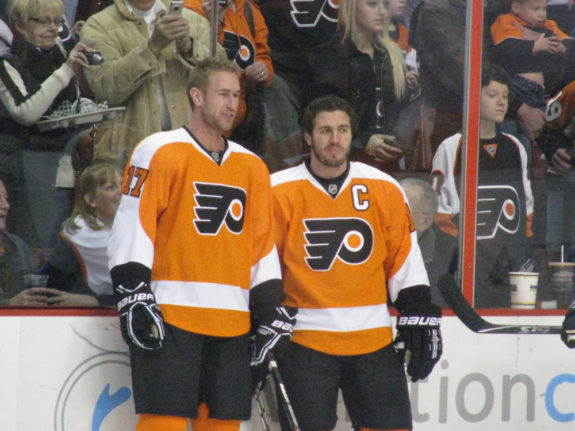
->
[438, 274, 562, 334]
[268, 352, 301, 431]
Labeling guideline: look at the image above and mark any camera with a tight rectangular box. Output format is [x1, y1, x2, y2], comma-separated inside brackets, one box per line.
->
[169, 0, 184, 14]
[85, 51, 103, 66]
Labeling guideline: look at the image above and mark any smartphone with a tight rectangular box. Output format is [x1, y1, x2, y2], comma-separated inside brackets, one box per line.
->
[169, 0, 184, 15]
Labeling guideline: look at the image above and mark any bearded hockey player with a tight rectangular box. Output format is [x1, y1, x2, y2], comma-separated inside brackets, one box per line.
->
[271, 94, 442, 431]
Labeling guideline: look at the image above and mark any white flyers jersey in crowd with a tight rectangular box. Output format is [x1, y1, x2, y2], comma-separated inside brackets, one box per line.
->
[271, 161, 429, 356]
[431, 132, 534, 239]
[108, 127, 282, 337]
[62, 216, 113, 296]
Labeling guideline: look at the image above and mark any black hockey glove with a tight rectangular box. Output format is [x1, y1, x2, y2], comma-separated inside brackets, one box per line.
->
[111, 262, 165, 350]
[251, 306, 297, 366]
[250, 306, 297, 392]
[394, 286, 442, 382]
[561, 303, 575, 348]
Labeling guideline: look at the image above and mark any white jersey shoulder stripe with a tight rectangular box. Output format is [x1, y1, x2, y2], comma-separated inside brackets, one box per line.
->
[130, 128, 195, 168]
[271, 163, 308, 187]
[349, 161, 399, 184]
[130, 129, 261, 167]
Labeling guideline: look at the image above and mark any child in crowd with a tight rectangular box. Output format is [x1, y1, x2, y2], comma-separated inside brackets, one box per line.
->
[389, 0, 411, 53]
[389, 0, 419, 95]
[41, 163, 122, 306]
[431, 65, 534, 308]
[490, 0, 575, 111]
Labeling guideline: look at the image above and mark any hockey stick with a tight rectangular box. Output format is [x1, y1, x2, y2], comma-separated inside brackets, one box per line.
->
[438, 274, 562, 334]
[254, 387, 271, 431]
[267, 352, 301, 431]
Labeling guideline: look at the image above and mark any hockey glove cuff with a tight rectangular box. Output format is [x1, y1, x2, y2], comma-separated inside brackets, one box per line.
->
[561, 302, 575, 348]
[394, 286, 442, 382]
[112, 262, 165, 350]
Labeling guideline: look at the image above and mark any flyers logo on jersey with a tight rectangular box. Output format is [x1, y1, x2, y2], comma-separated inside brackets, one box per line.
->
[193, 182, 246, 235]
[291, 0, 339, 28]
[476, 185, 521, 240]
[223, 32, 255, 70]
[303, 217, 373, 271]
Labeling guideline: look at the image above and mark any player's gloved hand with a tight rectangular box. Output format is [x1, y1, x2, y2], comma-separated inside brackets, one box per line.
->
[251, 306, 297, 365]
[393, 286, 442, 382]
[561, 303, 575, 348]
[111, 262, 165, 350]
[251, 306, 297, 392]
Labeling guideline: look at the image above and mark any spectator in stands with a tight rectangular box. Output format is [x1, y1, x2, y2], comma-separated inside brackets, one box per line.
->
[0, 0, 96, 248]
[389, 0, 418, 94]
[400, 177, 445, 306]
[431, 65, 534, 308]
[0, 176, 40, 306]
[536, 80, 575, 253]
[302, 0, 411, 174]
[80, 0, 226, 166]
[410, 0, 466, 153]
[0, 0, 12, 55]
[490, 0, 575, 115]
[400, 178, 438, 264]
[254, 0, 339, 172]
[41, 162, 122, 307]
[412, 0, 547, 157]
[185, 0, 272, 153]
[389, 0, 410, 52]
[0, 169, 114, 307]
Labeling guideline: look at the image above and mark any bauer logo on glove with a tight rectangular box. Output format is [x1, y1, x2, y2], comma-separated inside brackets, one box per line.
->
[117, 291, 156, 310]
[397, 316, 441, 326]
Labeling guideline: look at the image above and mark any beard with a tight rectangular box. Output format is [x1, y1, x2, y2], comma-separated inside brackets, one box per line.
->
[311, 142, 350, 169]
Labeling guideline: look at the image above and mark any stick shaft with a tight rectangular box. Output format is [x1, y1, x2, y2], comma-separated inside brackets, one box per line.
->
[268, 353, 301, 431]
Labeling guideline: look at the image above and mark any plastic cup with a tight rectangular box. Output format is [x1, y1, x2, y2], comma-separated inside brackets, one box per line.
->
[509, 272, 539, 309]
[549, 262, 575, 308]
[22, 274, 49, 288]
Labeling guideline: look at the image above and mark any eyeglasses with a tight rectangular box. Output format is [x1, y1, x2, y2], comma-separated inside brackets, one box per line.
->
[28, 17, 64, 27]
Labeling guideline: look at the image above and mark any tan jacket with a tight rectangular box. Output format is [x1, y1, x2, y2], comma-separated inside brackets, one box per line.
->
[81, 0, 225, 165]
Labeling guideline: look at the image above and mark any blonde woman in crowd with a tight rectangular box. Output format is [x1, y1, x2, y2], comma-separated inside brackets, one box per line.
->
[41, 163, 122, 306]
[303, 0, 411, 174]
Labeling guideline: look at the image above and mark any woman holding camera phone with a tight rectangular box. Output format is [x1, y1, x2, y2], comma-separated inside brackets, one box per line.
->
[0, 0, 99, 249]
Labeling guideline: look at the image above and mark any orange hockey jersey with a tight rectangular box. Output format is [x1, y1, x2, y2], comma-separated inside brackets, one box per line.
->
[271, 162, 429, 356]
[108, 127, 282, 337]
[490, 13, 569, 45]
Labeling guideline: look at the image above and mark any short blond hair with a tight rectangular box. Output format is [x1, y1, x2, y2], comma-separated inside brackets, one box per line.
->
[7, 0, 64, 28]
[187, 57, 240, 106]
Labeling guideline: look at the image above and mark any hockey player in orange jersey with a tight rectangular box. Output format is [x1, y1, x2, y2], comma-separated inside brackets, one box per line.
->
[270, 95, 443, 431]
[108, 57, 296, 431]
